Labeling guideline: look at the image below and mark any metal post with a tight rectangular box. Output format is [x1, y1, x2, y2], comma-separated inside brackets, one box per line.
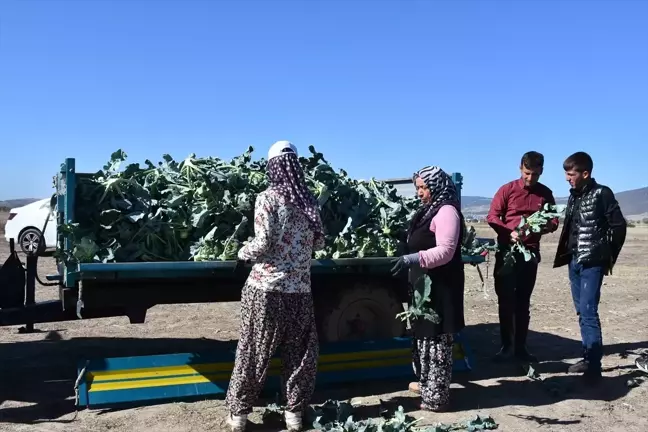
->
[20, 254, 37, 333]
[451, 172, 463, 206]
[61, 158, 76, 288]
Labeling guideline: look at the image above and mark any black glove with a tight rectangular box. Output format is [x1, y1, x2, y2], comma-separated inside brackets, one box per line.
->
[390, 256, 408, 276]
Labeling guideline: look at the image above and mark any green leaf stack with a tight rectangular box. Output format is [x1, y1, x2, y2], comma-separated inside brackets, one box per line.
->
[57, 146, 491, 265]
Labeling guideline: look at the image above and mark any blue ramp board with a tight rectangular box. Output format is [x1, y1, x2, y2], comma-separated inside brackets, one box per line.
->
[77, 335, 474, 408]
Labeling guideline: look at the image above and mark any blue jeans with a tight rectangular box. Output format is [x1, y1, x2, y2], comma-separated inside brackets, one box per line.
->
[568, 257, 605, 373]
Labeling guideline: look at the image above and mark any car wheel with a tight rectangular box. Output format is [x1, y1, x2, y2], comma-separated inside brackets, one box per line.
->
[18, 228, 45, 255]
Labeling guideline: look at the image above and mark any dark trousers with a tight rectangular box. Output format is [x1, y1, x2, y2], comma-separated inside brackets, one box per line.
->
[494, 251, 538, 351]
[568, 257, 605, 373]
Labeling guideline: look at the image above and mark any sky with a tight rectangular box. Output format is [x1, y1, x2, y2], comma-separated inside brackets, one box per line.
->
[1, 0, 647, 200]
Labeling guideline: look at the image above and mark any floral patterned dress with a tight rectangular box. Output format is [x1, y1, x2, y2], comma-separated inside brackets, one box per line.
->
[237, 189, 325, 293]
[225, 188, 324, 416]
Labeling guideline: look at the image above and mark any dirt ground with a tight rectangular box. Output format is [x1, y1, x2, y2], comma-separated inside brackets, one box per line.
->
[1, 213, 647, 432]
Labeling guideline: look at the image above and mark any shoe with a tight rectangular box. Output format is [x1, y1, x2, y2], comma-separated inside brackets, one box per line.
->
[636, 355, 648, 373]
[515, 347, 538, 363]
[227, 414, 247, 432]
[493, 346, 514, 362]
[408, 382, 420, 394]
[285, 410, 303, 431]
[568, 359, 589, 374]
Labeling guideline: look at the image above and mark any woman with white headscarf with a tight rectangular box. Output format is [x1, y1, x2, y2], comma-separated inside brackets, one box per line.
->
[390, 165, 465, 412]
[225, 141, 325, 432]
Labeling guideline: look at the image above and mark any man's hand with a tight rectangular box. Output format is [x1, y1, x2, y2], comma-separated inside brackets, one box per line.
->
[510, 231, 520, 243]
[540, 218, 559, 235]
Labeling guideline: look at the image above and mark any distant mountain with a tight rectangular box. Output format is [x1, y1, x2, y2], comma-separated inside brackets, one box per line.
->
[461, 186, 648, 221]
[2, 186, 648, 221]
[0, 198, 41, 210]
[613, 187, 648, 216]
[460, 196, 493, 216]
[390, 182, 648, 221]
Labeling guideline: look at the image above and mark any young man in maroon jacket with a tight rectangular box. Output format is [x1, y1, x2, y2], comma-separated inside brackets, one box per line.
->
[487, 151, 559, 363]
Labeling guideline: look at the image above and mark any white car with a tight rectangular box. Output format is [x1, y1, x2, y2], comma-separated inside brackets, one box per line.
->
[4, 198, 57, 255]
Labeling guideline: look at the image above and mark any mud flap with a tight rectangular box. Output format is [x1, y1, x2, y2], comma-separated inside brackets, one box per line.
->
[0, 239, 26, 309]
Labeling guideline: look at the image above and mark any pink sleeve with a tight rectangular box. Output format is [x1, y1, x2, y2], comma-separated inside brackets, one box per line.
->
[418, 205, 461, 269]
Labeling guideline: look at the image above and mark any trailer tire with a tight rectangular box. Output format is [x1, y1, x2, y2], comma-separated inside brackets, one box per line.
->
[318, 282, 406, 342]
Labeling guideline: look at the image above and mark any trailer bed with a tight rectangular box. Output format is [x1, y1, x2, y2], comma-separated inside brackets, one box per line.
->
[64, 255, 485, 282]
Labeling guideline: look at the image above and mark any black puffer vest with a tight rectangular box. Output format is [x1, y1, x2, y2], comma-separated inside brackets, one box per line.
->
[553, 180, 611, 269]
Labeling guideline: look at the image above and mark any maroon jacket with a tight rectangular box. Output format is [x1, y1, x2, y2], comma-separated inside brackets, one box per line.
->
[487, 178, 559, 252]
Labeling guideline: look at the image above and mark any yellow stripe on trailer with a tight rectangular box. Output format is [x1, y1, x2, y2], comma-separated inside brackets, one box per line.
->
[76, 336, 473, 408]
[89, 352, 411, 393]
[88, 348, 411, 383]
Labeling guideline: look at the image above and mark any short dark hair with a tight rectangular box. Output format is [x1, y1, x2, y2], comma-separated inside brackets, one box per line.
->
[563, 151, 593, 173]
[521, 151, 544, 170]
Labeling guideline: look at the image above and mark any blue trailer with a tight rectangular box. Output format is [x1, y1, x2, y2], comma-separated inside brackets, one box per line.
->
[0, 157, 496, 408]
[1, 158, 491, 342]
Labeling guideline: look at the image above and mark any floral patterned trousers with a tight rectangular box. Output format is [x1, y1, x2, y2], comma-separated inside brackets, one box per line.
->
[225, 285, 319, 416]
[412, 333, 454, 409]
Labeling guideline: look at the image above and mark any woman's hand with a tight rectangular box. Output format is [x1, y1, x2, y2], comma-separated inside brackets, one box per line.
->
[390, 253, 419, 276]
[390, 257, 407, 276]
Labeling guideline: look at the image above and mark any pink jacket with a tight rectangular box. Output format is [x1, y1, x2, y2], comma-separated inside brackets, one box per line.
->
[418, 204, 461, 269]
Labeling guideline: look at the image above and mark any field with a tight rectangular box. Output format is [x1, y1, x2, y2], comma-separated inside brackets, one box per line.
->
[1, 211, 647, 432]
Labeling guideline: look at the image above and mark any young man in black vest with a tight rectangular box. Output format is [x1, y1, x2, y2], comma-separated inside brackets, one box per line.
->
[553, 151, 627, 384]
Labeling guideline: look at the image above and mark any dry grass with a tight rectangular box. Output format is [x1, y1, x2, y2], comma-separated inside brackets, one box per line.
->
[0, 211, 8, 236]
